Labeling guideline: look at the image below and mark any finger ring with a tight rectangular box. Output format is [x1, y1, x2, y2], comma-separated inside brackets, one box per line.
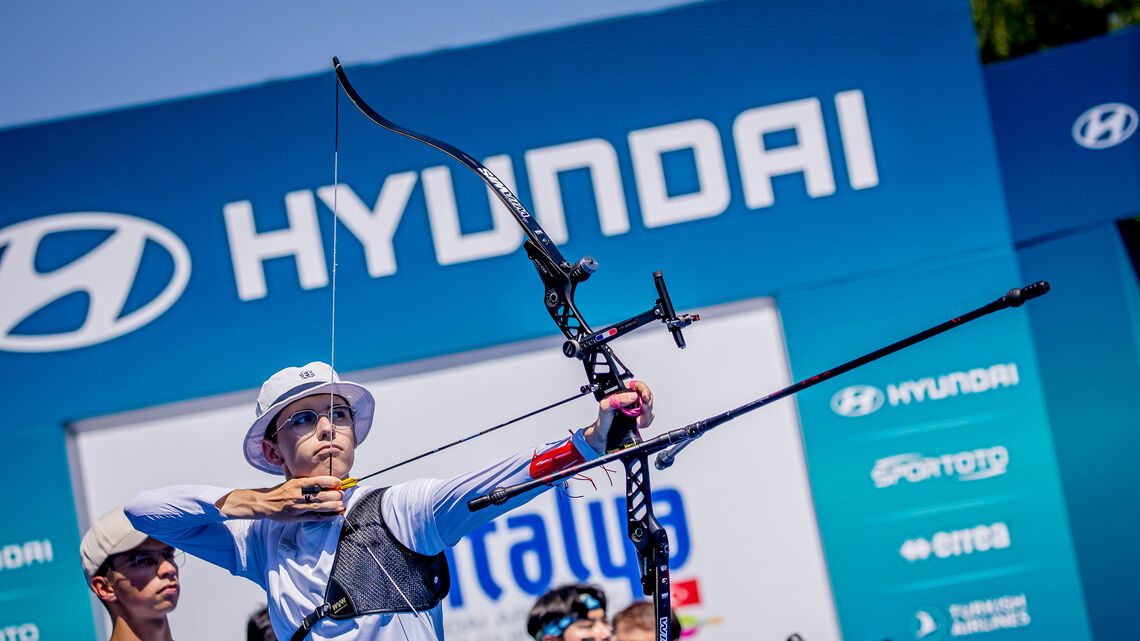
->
[304, 494, 313, 504]
[609, 394, 643, 417]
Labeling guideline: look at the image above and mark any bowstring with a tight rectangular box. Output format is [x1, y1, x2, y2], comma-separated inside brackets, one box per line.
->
[331, 68, 338, 480]
[331, 65, 441, 641]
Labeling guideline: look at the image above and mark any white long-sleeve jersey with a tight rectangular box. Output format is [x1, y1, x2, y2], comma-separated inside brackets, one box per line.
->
[125, 429, 599, 641]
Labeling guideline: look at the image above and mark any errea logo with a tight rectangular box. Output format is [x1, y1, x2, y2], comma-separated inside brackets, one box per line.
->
[0, 212, 191, 352]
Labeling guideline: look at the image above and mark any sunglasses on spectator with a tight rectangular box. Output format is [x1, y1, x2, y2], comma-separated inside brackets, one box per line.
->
[110, 548, 185, 574]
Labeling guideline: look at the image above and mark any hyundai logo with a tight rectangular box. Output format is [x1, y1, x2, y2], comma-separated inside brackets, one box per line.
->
[1072, 102, 1138, 149]
[0, 212, 191, 352]
[830, 384, 884, 417]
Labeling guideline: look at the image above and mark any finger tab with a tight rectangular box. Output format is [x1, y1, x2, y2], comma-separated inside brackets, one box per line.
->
[609, 394, 643, 417]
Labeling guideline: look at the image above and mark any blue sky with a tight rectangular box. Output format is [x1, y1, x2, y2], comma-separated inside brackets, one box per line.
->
[0, 0, 697, 130]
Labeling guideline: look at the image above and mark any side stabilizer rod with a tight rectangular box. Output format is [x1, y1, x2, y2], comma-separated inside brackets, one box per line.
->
[468, 281, 1050, 510]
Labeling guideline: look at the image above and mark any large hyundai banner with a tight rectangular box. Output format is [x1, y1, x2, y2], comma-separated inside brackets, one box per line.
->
[0, 1, 1091, 640]
[0, 0, 1009, 424]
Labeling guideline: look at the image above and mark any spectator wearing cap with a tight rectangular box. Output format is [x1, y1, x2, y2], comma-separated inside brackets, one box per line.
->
[125, 362, 654, 641]
[527, 584, 612, 641]
[80, 506, 183, 641]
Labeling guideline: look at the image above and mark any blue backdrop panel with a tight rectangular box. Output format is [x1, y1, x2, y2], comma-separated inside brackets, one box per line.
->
[0, 0, 1006, 427]
[781, 252, 1091, 641]
[0, 1, 1034, 638]
[1017, 225, 1140, 641]
[986, 27, 1140, 243]
[0, 422, 95, 640]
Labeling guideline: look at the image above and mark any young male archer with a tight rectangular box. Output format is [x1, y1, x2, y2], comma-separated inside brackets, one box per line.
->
[126, 361, 652, 641]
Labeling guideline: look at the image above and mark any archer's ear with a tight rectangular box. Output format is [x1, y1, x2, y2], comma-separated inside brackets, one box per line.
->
[90, 576, 117, 603]
[263, 438, 285, 466]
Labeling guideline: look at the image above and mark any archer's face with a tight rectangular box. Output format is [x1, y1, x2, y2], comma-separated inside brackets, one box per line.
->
[562, 609, 612, 641]
[264, 394, 357, 479]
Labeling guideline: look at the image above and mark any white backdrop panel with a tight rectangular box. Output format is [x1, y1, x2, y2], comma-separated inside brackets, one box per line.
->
[75, 299, 840, 641]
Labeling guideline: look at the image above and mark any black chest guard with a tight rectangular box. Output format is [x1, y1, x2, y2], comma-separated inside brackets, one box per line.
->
[289, 487, 451, 641]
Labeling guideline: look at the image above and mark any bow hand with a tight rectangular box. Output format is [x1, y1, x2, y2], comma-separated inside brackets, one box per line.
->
[585, 381, 655, 453]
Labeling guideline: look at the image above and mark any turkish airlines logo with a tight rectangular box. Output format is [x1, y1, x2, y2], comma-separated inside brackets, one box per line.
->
[911, 609, 944, 640]
[1072, 102, 1138, 149]
[830, 385, 884, 417]
[0, 212, 191, 352]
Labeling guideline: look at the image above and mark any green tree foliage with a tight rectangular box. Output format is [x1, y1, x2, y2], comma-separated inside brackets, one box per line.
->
[973, 0, 1140, 61]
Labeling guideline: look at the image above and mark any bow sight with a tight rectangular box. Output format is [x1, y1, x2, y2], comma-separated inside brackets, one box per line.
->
[555, 265, 700, 360]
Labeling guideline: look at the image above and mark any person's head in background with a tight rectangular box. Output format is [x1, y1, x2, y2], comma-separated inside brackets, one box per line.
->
[81, 507, 182, 641]
[528, 584, 611, 641]
[611, 599, 682, 641]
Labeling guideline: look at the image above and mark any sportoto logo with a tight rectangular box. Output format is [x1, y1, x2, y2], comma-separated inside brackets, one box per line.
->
[0, 212, 191, 352]
[1072, 102, 1138, 149]
[830, 385, 884, 417]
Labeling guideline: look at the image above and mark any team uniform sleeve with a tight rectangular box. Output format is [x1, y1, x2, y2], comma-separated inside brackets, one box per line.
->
[124, 484, 263, 583]
[382, 428, 602, 554]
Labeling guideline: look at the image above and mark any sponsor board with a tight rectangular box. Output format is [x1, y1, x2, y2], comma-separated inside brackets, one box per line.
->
[443, 489, 691, 608]
[0, 213, 191, 353]
[910, 593, 1030, 639]
[912, 608, 945, 640]
[0, 539, 53, 572]
[225, 89, 877, 297]
[0, 623, 39, 641]
[899, 522, 1011, 562]
[830, 385, 883, 417]
[785, 255, 1091, 641]
[3, 90, 879, 353]
[1071, 102, 1138, 150]
[831, 364, 1019, 417]
[871, 446, 1009, 488]
[948, 594, 1030, 636]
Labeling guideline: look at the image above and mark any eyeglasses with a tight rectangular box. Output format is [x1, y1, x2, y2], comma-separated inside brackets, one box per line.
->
[112, 548, 185, 573]
[274, 404, 355, 438]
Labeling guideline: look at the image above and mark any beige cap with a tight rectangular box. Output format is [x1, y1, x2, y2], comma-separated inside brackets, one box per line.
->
[79, 506, 150, 581]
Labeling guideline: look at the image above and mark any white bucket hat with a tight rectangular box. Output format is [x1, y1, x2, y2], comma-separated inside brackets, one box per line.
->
[243, 361, 375, 475]
[80, 506, 151, 581]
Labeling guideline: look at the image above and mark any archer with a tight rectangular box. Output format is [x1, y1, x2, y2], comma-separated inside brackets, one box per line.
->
[125, 361, 653, 641]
